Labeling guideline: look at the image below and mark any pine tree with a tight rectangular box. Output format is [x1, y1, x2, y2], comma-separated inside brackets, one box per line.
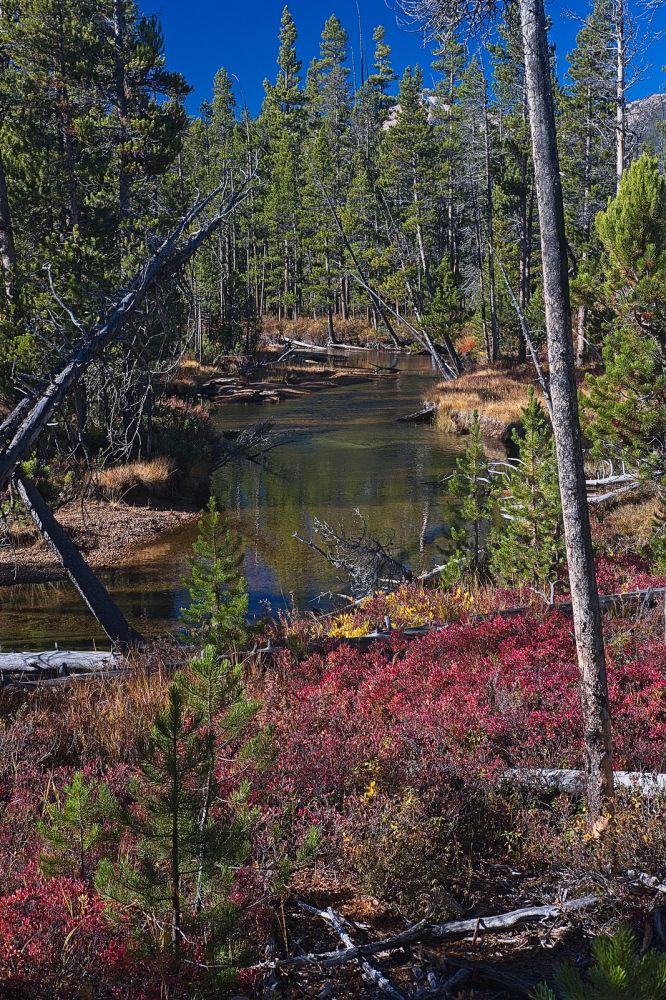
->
[490, 389, 563, 591]
[38, 771, 119, 881]
[180, 497, 248, 651]
[534, 927, 666, 1000]
[176, 645, 261, 912]
[441, 411, 493, 583]
[97, 681, 255, 972]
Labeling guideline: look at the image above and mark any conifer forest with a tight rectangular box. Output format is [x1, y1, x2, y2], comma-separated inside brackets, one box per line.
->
[1, 0, 666, 996]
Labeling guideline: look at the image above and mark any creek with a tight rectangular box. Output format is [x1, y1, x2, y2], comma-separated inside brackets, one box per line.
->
[1, 352, 464, 650]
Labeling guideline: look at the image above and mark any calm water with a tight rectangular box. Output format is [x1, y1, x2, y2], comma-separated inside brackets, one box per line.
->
[0, 352, 464, 650]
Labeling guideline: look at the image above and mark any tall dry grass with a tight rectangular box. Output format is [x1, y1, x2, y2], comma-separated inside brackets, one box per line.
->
[262, 316, 379, 347]
[97, 456, 176, 500]
[428, 366, 542, 438]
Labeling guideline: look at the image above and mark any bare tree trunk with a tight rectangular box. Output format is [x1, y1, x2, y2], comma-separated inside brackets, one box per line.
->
[615, 0, 626, 193]
[113, 0, 131, 226]
[483, 79, 500, 361]
[519, 0, 614, 819]
[0, 180, 253, 493]
[0, 152, 17, 309]
[15, 474, 142, 648]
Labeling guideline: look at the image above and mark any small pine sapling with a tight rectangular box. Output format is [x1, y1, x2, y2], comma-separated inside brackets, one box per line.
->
[490, 389, 564, 592]
[180, 496, 248, 651]
[97, 681, 255, 976]
[533, 927, 666, 1000]
[176, 644, 260, 913]
[441, 410, 493, 584]
[38, 771, 119, 882]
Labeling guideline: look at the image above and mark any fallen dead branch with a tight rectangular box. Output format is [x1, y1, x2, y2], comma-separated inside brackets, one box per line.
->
[258, 895, 597, 972]
[300, 902, 408, 999]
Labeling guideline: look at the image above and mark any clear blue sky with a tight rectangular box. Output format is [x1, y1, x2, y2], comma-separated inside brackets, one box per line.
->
[153, 0, 666, 116]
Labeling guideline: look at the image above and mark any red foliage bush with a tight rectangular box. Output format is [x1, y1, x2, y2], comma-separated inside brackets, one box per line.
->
[261, 610, 666, 810]
[0, 866, 153, 999]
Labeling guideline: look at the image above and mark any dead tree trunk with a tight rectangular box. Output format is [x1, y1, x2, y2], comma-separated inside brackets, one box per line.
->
[14, 474, 142, 648]
[519, 0, 614, 818]
[483, 78, 500, 362]
[0, 180, 253, 494]
[0, 152, 17, 310]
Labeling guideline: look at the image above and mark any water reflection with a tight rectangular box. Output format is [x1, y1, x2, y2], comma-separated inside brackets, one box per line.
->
[0, 353, 464, 650]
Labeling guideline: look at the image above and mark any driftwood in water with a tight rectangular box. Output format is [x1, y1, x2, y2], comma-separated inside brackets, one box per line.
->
[14, 474, 142, 648]
[507, 768, 666, 798]
[282, 337, 373, 353]
[396, 403, 436, 424]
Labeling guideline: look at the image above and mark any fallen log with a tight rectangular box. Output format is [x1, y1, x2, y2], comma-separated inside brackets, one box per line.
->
[289, 338, 372, 353]
[14, 474, 142, 648]
[0, 178, 253, 493]
[396, 403, 436, 424]
[507, 768, 666, 798]
[0, 650, 118, 676]
[299, 902, 408, 999]
[258, 895, 597, 972]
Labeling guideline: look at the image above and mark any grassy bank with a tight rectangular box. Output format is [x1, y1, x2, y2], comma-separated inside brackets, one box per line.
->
[427, 365, 543, 439]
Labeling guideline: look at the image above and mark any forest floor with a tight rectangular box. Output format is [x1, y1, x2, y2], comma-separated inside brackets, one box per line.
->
[0, 498, 198, 585]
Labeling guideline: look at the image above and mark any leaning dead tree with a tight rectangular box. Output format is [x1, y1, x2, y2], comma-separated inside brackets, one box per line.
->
[0, 176, 255, 648]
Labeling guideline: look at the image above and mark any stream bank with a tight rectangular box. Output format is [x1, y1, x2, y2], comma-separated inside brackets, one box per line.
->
[1, 352, 463, 650]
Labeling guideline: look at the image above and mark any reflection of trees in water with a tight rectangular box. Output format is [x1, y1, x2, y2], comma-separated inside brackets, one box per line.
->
[212, 429, 463, 601]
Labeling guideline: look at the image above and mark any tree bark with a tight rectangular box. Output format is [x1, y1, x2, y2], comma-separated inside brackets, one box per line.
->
[483, 78, 500, 361]
[14, 474, 142, 648]
[519, 0, 614, 818]
[615, 0, 626, 192]
[0, 152, 17, 310]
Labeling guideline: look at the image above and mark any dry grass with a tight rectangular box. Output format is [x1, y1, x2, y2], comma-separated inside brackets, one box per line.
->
[593, 492, 661, 551]
[97, 457, 177, 500]
[428, 366, 542, 439]
[169, 356, 218, 394]
[262, 316, 380, 347]
[1, 641, 184, 766]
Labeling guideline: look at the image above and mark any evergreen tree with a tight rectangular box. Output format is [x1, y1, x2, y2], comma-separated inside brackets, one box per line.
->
[97, 681, 255, 972]
[441, 410, 493, 583]
[490, 389, 564, 591]
[534, 927, 666, 1000]
[38, 771, 118, 881]
[180, 497, 248, 651]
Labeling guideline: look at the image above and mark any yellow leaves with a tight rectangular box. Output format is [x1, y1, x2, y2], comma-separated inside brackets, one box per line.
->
[326, 585, 475, 636]
[363, 779, 378, 802]
[327, 614, 371, 638]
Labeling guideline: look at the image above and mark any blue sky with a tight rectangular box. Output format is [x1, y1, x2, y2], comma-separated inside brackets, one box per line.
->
[153, 0, 666, 116]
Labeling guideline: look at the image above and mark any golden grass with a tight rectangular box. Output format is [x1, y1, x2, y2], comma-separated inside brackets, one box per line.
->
[428, 366, 542, 438]
[594, 493, 661, 550]
[262, 316, 380, 347]
[169, 356, 218, 393]
[98, 456, 176, 499]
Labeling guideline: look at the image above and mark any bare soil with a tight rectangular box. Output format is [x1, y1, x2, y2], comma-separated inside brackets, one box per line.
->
[0, 499, 198, 585]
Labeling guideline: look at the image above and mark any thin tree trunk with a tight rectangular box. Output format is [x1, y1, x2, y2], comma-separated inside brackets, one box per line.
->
[519, 0, 614, 819]
[15, 474, 142, 648]
[483, 79, 500, 361]
[0, 180, 253, 494]
[0, 152, 17, 309]
[113, 0, 130, 227]
[615, 0, 626, 193]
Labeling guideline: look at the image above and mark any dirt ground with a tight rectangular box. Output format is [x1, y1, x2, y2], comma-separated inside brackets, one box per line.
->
[0, 499, 199, 585]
